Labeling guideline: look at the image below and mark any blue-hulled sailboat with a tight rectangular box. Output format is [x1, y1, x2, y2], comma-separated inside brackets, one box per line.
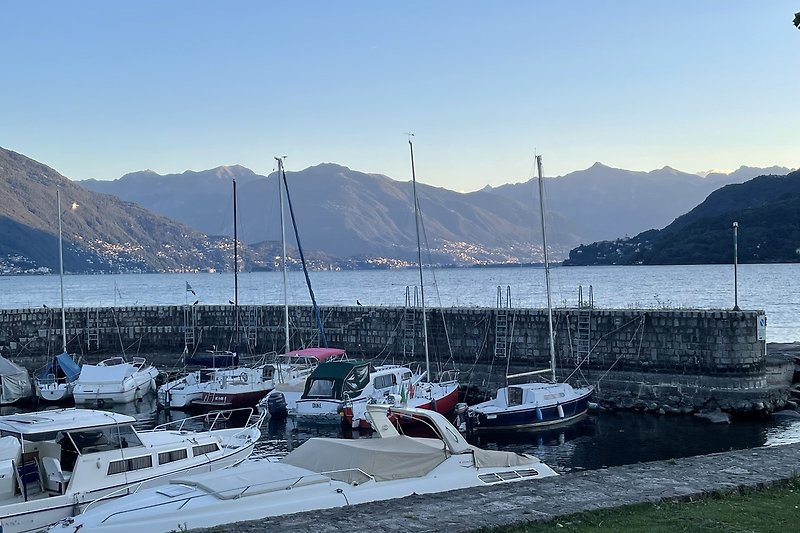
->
[467, 155, 593, 432]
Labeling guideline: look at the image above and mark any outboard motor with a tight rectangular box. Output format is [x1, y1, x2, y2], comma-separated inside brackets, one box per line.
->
[266, 392, 288, 418]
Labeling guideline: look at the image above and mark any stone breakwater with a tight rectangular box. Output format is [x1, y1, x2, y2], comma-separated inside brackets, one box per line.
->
[194, 441, 800, 533]
[0, 305, 789, 414]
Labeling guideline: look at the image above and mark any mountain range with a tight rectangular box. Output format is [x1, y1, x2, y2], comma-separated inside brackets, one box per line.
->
[0, 147, 250, 274]
[1, 143, 795, 274]
[564, 169, 800, 265]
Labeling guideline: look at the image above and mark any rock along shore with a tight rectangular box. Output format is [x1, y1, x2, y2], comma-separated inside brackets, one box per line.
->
[195, 441, 800, 533]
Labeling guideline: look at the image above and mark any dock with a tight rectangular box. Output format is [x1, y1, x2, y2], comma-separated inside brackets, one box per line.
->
[197, 441, 800, 532]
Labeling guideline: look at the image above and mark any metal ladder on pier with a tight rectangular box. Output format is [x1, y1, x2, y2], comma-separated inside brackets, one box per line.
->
[85, 308, 100, 350]
[403, 286, 419, 359]
[494, 286, 511, 359]
[183, 304, 197, 352]
[575, 285, 593, 365]
[246, 306, 259, 349]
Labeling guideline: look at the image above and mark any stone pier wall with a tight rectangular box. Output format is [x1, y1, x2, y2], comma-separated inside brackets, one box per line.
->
[0, 305, 784, 413]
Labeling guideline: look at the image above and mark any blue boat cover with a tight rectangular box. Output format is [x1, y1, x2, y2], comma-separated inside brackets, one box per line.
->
[35, 352, 81, 383]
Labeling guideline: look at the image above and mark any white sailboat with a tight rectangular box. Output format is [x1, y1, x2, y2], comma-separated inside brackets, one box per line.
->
[467, 155, 594, 432]
[402, 136, 460, 416]
[34, 189, 80, 403]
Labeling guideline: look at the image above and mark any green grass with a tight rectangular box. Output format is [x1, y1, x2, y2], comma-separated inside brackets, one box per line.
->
[484, 477, 800, 533]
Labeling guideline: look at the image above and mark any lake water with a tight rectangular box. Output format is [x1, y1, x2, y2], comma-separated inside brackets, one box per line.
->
[2, 263, 800, 474]
[3, 395, 799, 475]
[2, 263, 799, 342]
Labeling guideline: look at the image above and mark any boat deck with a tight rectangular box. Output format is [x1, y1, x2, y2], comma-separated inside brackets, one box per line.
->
[189, 441, 800, 533]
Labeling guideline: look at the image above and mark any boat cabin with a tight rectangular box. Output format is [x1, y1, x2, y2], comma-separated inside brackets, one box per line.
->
[0, 409, 137, 502]
[301, 361, 374, 401]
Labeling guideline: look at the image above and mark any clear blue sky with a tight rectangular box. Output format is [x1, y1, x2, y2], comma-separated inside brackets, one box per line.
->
[1, 1, 798, 191]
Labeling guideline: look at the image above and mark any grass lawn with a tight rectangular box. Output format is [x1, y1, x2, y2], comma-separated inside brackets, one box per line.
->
[485, 477, 800, 533]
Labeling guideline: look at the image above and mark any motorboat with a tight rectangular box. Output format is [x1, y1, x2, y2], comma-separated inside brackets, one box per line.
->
[49, 404, 556, 533]
[73, 356, 159, 405]
[159, 348, 346, 410]
[0, 407, 263, 533]
[288, 360, 460, 428]
[467, 155, 594, 433]
[0, 356, 32, 406]
[34, 352, 81, 403]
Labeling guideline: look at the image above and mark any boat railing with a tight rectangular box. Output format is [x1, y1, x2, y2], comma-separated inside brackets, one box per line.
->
[437, 369, 460, 384]
[319, 467, 373, 485]
[151, 407, 260, 434]
[93, 469, 333, 524]
[82, 479, 147, 516]
[131, 356, 147, 370]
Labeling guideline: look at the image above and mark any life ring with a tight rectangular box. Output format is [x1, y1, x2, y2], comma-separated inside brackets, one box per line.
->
[240, 372, 248, 383]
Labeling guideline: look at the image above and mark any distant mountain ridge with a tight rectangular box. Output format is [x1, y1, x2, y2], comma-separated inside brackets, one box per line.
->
[3, 143, 793, 274]
[485, 163, 793, 242]
[82, 163, 584, 265]
[79, 161, 792, 267]
[0, 147, 261, 274]
[564, 168, 800, 265]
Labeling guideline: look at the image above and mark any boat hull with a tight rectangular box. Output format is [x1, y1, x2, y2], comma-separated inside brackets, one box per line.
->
[193, 389, 271, 410]
[468, 387, 593, 432]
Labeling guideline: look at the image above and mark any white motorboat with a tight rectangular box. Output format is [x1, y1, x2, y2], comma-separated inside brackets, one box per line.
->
[73, 356, 159, 405]
[49, 404, 556, 533]
[291, 361, 460, 429]
[0, 407, 263, 533]
[159, 348, 345, 410]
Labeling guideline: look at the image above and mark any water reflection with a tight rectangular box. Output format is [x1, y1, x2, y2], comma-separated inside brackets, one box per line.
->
[4, 395, 800, 475]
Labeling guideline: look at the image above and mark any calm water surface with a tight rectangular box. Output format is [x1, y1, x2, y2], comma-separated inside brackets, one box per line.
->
[2, 264, 799, 473]
[2, 396, 799, 475]
[1, 264, 799, 342]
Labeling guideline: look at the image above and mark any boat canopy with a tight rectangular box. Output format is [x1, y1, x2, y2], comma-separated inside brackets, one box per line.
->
[0, 355, 32, 404]
[78, 363, 136, 384]
[301, 361, 372, 400]
[286, 347, 346, 362]
[0, 408, 135, 436]
[35, 352, 81, 384]
[282, 435, 447, 482]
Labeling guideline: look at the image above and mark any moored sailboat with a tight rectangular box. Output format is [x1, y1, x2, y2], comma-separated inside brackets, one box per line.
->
[34, 189, 81, 403]
[467, 155, 593, 432]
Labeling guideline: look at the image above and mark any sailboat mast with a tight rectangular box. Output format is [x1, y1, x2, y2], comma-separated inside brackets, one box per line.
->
[276, 157, 290, 354]
[408, 138, 431, 380]
[536, 155, 556, 383]
[57, 189, 67, 353]
[232, 179, 239, 349]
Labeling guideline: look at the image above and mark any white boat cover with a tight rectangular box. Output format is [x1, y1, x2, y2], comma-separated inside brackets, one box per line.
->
[169, 462, 330, 500]
[0, 356, 32, 404]
[282, 435, 447, 482]
[0, 435, 21, 462]
[78, 363, 133, 384]
[467, 446, 540, 468]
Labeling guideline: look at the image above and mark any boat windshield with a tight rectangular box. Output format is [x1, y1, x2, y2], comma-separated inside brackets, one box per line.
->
[508, 387, 523, 406]
[67, 424, 143, 454]
[306, 379, 337, 398]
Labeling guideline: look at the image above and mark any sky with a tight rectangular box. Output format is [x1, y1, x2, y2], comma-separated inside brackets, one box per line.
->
[1, 1, 798, 191]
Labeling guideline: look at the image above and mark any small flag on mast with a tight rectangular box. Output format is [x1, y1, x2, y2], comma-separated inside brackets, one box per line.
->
[186, 282, 196, 295]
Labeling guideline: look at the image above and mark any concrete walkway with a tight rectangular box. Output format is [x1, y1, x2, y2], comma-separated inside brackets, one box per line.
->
[199, 442, 800, 532]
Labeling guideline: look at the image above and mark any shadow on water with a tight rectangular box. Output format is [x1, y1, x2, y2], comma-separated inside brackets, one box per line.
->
[5, 395, 800, 475]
